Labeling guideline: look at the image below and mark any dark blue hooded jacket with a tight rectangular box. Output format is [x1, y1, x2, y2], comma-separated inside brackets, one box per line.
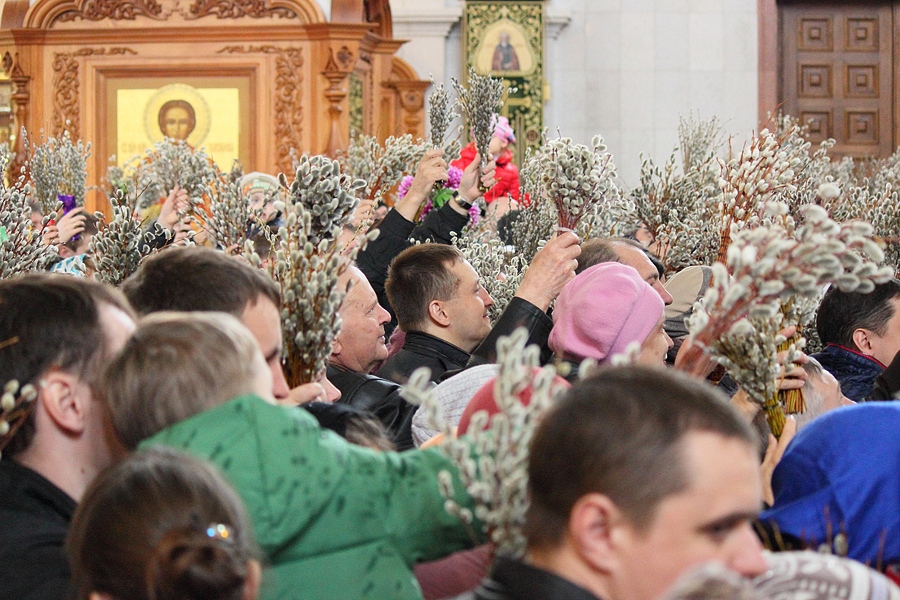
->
[760, 403, 900, 566]
[812, 344, 885, 401]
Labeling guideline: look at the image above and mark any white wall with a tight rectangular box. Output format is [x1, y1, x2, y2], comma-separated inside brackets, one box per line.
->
[315, 0, 330, 20]
[391, 0, 759, 186]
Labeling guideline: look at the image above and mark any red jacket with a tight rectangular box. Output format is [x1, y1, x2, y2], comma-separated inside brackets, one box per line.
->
[451, 143, 521, 203]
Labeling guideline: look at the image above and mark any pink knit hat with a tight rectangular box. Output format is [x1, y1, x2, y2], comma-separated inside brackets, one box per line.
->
[549, 262, 665, 363]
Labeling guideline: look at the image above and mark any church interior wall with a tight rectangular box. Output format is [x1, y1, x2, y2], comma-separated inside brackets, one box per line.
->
[391, 0, 761, 187]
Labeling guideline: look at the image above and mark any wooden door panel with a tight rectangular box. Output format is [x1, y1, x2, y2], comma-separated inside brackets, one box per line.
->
[781, 2, 893, 158]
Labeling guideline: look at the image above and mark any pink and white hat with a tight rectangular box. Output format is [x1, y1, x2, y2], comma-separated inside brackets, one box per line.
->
[492, 116, 516, 144]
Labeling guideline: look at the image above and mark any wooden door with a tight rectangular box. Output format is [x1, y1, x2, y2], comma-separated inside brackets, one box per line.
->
[780, 2, 894, 157]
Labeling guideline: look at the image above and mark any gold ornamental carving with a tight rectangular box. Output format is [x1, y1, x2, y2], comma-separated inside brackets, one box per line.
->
[51, 52, 79, 138]
[49, 48, 136, 139]
[217, 45, 303, 173]
[389, 81, 427, 137]
[322, 45, 355, 156]
[4, 53, 30, 179]
[73, 47, 137, 56]
[185, 0, 296, 19]
[57, 0, 165, 22]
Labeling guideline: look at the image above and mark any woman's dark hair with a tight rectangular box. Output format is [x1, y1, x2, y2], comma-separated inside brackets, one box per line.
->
[68, 447, 258, 600]
[62, 212, 100, 252]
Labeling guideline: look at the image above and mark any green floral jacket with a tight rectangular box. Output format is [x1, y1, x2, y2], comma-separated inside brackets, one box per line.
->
[139, 395, 477, 600]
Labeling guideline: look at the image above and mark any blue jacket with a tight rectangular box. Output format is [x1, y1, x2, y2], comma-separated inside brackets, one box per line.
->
[811, 344, 884, 401]
[760, 403, 900, 566]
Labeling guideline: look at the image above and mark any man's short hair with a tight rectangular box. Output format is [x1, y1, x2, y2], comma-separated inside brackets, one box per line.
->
[576, 237, 646, 275]
[0, 274, 133, 456]
[103, 312, 264, 450]
[122, 247, 280, 316]
[385, 244, 465, 331]
[526, 366, 755, 548]
[815, 279, 900, 348]
[576, 239, 619, 274]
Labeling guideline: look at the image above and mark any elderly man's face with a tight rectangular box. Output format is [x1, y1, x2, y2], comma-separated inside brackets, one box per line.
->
[332, 267, 391, 373]
[607, 432, 767, 600]
[809, 368, 854, 415]
[612, 243, 674, 306]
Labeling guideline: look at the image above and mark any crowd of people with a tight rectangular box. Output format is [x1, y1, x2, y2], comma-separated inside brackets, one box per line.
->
[2, 114, 900, 600]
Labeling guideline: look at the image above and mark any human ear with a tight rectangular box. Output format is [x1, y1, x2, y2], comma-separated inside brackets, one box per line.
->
[331, 334, 343, 358]
[852, 328, 875, 356]
[58, 245, 75, 259]
[568, 493, 624, 573]
[242, 559, 263, 600]
[40, 370, 90, 435]
[428, 300, 451, 327]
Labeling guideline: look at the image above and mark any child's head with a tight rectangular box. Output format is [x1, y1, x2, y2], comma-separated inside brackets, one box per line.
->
[68, 447, 260, 600]
[102, 311, 274, 450]
[488, 115, 516, 157]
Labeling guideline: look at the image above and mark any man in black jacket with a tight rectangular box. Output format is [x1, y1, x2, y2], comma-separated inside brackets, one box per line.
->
[377, 244, 494, 385]
[0, 275, 136, 600]
[327, 264, 417, 449]
[356, 147, 489, 339]
[378, 233, 581, 385]
[475, 368, 769, 600]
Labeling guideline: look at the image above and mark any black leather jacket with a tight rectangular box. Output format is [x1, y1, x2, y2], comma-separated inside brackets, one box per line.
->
[468, 297, 555, 367]
[0, 460, 75, 600]
[378, 295, 557, 387]
[376, 331, 470, 385]
[474, 557, 601, 600]
[326, 362, 416, 451]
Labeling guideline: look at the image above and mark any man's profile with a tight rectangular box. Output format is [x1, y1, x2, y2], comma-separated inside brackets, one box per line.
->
[157, 99, 196, 141]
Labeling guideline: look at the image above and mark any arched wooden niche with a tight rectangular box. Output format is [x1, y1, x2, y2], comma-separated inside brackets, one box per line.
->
[0, 0, 426, 210]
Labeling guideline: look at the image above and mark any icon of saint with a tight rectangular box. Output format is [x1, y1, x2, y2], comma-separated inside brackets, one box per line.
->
[491, 31, 520, 72]
[157, 100, 196, 141]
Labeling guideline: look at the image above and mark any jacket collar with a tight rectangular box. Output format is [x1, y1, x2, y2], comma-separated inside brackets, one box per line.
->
[0, 458, 77, 519]
[825, 344, 887, 369]
[486, 556, 602, 600]
[402, 331, 471, 365]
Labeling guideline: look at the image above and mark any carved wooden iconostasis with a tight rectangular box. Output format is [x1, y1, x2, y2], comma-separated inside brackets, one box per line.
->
[0, 0, 428, 211]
